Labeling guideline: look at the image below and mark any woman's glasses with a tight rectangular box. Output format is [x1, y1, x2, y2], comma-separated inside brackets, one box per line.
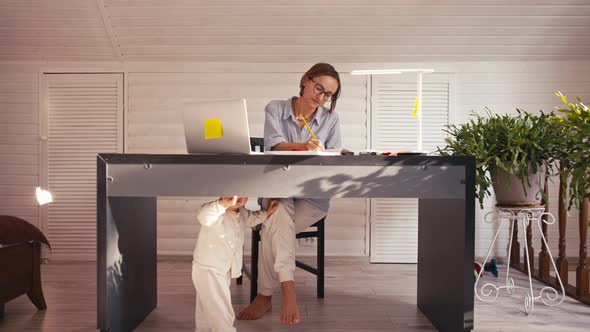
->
[311, 78, 334, 100]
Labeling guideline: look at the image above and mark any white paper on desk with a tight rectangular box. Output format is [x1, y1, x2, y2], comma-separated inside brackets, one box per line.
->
[264, 150, 341, 156]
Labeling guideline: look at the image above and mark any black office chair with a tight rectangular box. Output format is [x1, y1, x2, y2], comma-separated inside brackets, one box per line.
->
[237, 137, 326, 302]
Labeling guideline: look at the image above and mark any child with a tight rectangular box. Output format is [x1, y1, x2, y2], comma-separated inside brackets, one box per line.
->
[192, 196, 278, 332]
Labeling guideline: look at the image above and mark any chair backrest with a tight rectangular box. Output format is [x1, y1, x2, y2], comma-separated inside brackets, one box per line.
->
[0, 215, 51, 247]
[250, 137, 264, 152]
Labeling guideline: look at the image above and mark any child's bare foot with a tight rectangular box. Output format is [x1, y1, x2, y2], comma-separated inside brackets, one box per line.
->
[280, 280, 300, 325]
[237, 294, 272, 320]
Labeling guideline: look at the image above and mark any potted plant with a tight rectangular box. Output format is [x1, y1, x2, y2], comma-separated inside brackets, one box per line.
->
[438, 109, 561, 208]
[554, 92, 590, 209]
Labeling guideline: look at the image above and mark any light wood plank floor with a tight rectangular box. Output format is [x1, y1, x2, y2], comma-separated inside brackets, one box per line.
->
[1, 257, 588, 331]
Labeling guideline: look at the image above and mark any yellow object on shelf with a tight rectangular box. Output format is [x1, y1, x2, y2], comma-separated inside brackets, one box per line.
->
[412, 97, 420, 117]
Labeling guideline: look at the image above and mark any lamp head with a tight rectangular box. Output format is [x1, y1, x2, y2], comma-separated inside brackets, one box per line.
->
[36, 187, 53, 205]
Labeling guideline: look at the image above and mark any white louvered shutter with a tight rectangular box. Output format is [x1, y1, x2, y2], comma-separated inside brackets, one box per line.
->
[43, 74, 123, 260]
[370, 74, 451, 263]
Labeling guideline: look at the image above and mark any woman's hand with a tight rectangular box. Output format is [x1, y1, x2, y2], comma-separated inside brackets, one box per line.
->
[304, 139, 324, 151]
[219, 196, 237, 208]
[266, 199, 279, 216]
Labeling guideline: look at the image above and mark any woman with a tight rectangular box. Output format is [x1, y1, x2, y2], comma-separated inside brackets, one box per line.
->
[237, 63, 342, 325]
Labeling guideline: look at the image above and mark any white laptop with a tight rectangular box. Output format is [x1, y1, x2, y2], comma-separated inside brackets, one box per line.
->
[182, 98, 258, 155]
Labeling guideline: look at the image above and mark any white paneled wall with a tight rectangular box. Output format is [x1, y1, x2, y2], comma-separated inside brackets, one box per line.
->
[1, 60, 589, 260]
[101, 0, 590, 62]
[0, 63, 39, 227]
[126, 70, 368, 255]
[4, 1, 590, 62]
[0, 0, 115, 61]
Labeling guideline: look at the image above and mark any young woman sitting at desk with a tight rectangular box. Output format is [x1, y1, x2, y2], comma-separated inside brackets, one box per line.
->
[237, 63, 342, 325]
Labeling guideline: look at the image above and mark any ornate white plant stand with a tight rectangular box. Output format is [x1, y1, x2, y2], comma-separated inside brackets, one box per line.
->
[474, 206, 565, 315]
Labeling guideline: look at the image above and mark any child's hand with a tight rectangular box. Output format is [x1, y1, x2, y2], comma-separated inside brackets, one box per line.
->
[219, 196, 237, 209]
[266, 199, 279, 217]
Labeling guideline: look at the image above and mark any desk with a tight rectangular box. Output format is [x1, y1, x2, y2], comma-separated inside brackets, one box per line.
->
[96, 154, 475, 332]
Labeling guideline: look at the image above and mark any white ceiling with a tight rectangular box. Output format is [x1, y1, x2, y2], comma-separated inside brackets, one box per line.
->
[1, 0, 590, 62]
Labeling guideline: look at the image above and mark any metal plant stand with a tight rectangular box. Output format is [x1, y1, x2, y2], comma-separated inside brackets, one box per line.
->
[474, 206, 565, 315]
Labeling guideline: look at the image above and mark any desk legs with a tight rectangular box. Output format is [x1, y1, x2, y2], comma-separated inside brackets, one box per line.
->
[97, 196, 157, 332]
[418, 199, 474, 332]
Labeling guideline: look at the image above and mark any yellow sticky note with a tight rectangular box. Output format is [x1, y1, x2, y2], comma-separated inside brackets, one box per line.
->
[412, 97, 420, 117]
[204, 118, 223, 139]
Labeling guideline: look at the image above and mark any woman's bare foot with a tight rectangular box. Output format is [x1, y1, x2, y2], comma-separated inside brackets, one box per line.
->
[237, 294, 272, 320]
[280, 280, 300, 325]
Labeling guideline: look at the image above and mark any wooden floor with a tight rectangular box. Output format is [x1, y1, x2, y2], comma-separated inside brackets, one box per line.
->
[1, 257, 589, 331]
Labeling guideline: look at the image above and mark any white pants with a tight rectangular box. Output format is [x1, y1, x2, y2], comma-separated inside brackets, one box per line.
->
[258, 198, 327, 296]
[192, 265, 236, 332]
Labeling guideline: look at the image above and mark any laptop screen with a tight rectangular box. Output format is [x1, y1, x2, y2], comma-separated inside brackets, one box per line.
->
[182, 98, 253, 155]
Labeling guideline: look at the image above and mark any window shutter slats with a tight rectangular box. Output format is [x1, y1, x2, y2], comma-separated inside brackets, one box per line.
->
[45, 73, 123, 260]
[370, 74, 450, 263]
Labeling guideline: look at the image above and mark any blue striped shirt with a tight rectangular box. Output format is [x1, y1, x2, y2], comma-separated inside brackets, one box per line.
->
[263, 97, 342, 212]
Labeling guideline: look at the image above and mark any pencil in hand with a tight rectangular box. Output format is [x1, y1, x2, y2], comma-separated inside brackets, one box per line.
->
[299, 116, 317, 141]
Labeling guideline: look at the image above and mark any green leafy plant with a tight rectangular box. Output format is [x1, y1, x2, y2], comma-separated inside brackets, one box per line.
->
[438, 109, 561, 208]
[554, 92, 590, 209]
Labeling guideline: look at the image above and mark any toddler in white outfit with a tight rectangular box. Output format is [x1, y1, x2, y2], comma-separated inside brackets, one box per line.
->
[192, 196, 277, 332]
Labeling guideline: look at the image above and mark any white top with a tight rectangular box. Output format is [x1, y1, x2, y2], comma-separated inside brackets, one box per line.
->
[193, 201, 267, 278]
